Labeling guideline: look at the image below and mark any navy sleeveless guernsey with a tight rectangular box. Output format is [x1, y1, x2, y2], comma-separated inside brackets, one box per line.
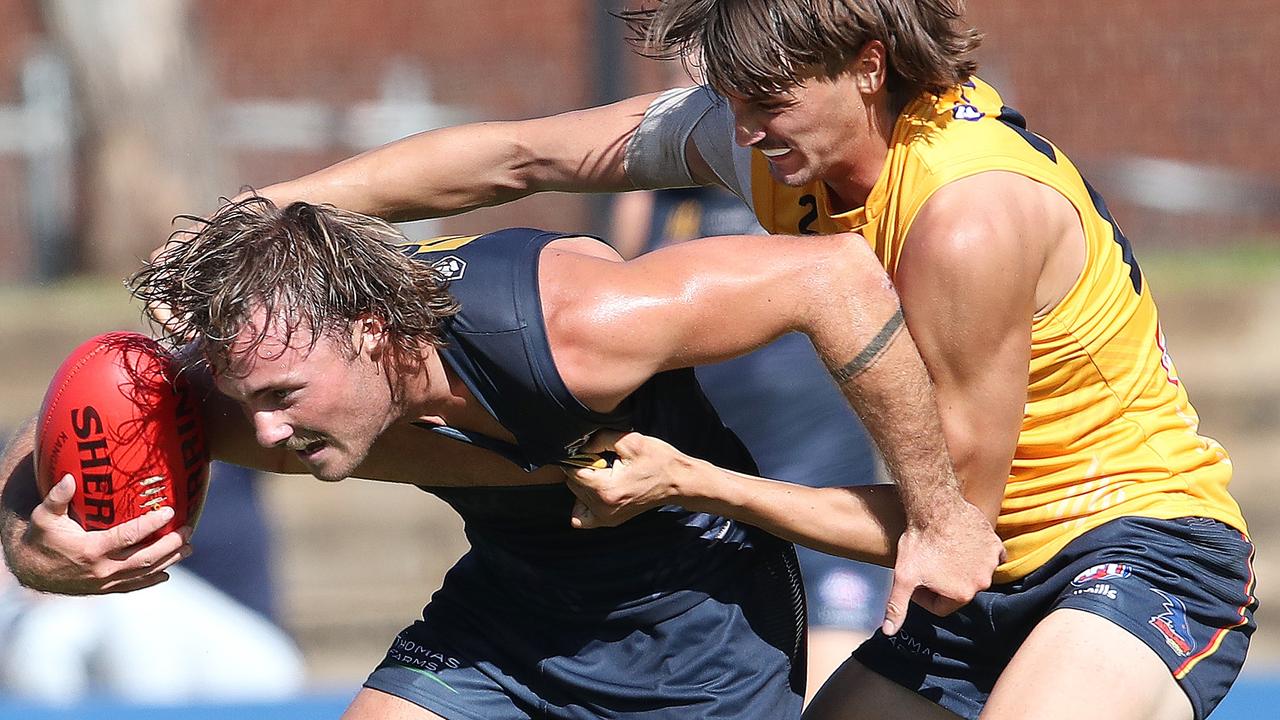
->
[364, 228, 807, 720]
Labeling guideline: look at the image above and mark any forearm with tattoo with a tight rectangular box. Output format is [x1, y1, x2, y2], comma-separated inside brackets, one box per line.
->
[813, 299, 964, 528]
[830, 307, 905, 386]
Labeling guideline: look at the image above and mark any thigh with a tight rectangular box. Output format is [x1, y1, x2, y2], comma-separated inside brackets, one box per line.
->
[798, 548, 891, 704]
[343, 687, 450, 720]
[806, 628, 873, 706]
[851, 517, 1256, 720]
[804, 657, 962, 720]
[1044, 518, 1256, 718]
[982, 608, 1191, 720]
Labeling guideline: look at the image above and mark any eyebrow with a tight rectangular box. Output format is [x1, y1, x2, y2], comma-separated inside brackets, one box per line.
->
[218, 376, 294, 403]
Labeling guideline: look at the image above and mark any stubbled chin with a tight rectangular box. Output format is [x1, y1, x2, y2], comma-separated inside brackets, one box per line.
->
[767, 162, 810, 188]
[311, 443, 376, 482]
[310, 466, 346, 482]
[300, 450, 343, 482]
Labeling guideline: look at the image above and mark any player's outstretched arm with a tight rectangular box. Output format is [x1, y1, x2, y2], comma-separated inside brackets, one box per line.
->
[0, 418, 190, 595]
[147, 92, 678, 328]
[543, 231, 909, 405]
[250, 92, 666, 222]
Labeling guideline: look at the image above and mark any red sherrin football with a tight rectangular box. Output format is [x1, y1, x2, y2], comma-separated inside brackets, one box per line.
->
[35, 332, 209, 536]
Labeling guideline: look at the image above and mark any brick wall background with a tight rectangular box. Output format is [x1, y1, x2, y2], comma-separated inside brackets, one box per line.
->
[202, 0, 599, 236]
[966, 0, 1280, 248]
[1, 1, 1276, 282]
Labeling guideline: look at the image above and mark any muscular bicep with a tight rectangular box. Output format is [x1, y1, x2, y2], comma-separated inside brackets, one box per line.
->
[896, 179, 1042, 522]
[626, 86, 746, 193]
[543, 232, 894, 411]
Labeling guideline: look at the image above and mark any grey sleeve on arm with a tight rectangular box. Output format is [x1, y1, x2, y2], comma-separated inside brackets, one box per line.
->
[624, 87, 753, 206]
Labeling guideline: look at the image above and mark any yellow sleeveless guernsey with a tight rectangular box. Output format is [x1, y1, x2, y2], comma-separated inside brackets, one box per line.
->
[749, 77, 1246, 582]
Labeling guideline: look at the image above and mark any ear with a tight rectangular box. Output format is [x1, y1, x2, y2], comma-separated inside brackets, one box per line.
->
[350, 315, 389, 361]
[852, 40, 888, 95]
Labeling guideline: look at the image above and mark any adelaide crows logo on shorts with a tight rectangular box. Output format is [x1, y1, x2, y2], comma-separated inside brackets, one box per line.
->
[1149, 588, 1196, 657]
[1071, 563, 1132, 586]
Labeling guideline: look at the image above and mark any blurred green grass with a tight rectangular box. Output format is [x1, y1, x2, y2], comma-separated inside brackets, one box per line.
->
[1141, 241, 1280, 291]
[0, 276, 141, 332]
[0, 276, 146, 427]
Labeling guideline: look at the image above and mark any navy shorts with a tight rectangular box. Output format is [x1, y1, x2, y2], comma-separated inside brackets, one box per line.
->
[855, 516, 1256, 719]
[365, 543, 807, 719]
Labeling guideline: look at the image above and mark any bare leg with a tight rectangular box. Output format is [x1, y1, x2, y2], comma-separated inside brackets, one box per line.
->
[804, 628, 874, 707]
[342, 687, 450, 720]
[981, 609, 1192, 720]
[803, 657, 961, 720]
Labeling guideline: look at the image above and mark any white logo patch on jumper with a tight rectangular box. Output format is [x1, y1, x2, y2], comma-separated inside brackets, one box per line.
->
[432, 255, 467, 281]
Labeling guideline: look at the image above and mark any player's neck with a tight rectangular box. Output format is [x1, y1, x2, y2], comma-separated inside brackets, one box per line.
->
[823, 92, 901, 213]
[405, 349, 517, 443]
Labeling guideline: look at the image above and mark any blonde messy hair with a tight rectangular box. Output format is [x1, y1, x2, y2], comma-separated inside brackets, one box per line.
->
[130, 196, 459, 372]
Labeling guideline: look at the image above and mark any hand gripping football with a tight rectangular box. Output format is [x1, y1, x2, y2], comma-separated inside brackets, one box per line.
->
[35, 332, 209, 536]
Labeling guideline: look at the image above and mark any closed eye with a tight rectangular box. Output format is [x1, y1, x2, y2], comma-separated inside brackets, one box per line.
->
[752, 94, 795, 114]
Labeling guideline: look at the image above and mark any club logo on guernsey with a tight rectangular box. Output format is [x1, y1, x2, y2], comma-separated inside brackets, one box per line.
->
[952, 81, 985, 121]
[1149, 589, 1196, 657]
[1071, 563, 1132, 586]
[432, 255, 467, 281]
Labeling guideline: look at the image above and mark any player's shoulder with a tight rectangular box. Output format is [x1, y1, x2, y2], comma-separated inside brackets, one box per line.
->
[543, 234, 622, 262]
[396, 228, 615, 281]
[536, 235, 624, 325]
[897, 77, 1024, 167]
[911, 173, 1039, 249]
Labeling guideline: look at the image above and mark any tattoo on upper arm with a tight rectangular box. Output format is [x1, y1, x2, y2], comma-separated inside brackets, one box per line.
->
[831, 308, 905, 386]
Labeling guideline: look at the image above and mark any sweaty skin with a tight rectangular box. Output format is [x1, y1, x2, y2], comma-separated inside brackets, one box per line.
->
[2, 231, 942, 619]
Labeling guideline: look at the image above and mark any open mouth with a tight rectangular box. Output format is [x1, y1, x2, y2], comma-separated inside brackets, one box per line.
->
[286, 435, 327, 458]
[759, 146, 791, 158]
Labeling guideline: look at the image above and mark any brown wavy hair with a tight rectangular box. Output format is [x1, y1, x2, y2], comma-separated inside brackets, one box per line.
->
[622, 0, 982, 99]
[130, 196, 459, 374]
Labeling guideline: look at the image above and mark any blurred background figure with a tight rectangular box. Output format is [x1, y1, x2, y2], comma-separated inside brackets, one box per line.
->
[0, 566, 305, 705]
